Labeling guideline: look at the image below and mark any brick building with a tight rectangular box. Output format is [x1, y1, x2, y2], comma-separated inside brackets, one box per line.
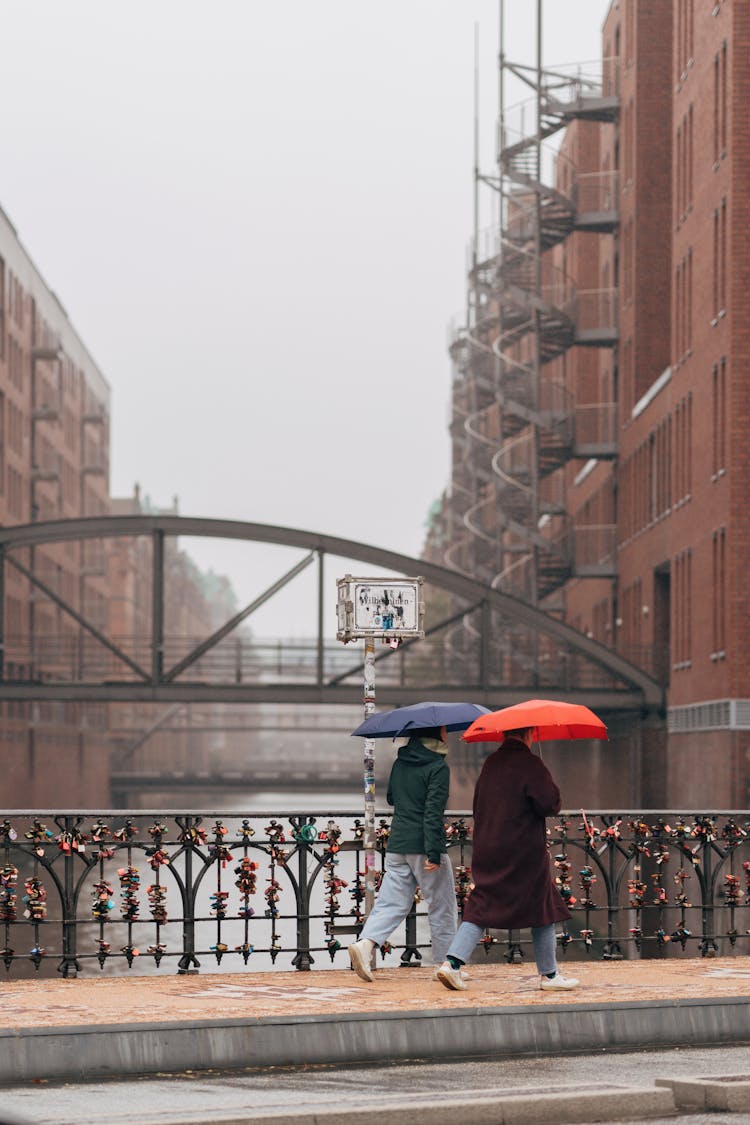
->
[0, 207, 246, 808]
[435, 0, 750, 807]
[608, 0, 750, 805]
[0, 204, 111, 807]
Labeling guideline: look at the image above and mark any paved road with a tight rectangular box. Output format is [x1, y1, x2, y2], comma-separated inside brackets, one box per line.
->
[2, 1043, 748, 1124]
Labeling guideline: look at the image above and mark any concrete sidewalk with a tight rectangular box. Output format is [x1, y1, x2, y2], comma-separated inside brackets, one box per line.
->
[2, 956, 750, 1085]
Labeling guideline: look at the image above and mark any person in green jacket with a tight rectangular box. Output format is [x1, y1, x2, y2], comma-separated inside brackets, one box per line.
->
[348, 726, 458, 982]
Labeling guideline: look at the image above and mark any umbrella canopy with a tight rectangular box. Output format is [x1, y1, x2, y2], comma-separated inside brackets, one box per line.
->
[462, 699, 608, 743]
[351, 701, 491, 740]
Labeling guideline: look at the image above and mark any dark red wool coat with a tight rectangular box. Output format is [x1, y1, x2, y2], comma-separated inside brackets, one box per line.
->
[462, 738, 571, 930]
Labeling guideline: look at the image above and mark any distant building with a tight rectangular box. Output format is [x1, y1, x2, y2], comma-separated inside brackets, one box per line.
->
[437, 0, 750, 806]
[0, 203, 111, 806]
[0, 206, 246, 808]
[106, 485, 251, 806]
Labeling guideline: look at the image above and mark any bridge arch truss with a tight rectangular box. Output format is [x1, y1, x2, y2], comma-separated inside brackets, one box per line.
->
[0, 515, 662, 714]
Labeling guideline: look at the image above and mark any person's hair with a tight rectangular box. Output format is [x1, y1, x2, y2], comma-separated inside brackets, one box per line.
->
[505, 726, 533, 740]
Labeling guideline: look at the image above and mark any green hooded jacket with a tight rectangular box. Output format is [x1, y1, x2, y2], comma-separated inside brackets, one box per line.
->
[385, 736, 450, 864]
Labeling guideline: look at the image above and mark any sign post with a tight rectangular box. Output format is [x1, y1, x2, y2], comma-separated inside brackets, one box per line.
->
[336, 576, 425, 917]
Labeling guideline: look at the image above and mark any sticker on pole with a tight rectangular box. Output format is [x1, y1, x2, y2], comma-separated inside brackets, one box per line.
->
[336, 576, 424, 644]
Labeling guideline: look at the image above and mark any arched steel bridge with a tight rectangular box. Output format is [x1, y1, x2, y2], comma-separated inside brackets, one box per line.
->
[0, 515, 663, 713]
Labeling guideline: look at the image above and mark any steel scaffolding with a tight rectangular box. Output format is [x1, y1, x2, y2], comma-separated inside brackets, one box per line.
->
[445, 2, 620, 623]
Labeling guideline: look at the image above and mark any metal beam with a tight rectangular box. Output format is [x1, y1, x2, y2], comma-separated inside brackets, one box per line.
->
[0, 680, 647, 710]
[5, 553, 150, 681]
[110, 723, 356, 735]
[110, 770, 365, 793]
[163, 551, 315, 682]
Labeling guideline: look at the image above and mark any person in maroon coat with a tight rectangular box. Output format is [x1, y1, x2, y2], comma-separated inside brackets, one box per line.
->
[437, 727, 579, 992]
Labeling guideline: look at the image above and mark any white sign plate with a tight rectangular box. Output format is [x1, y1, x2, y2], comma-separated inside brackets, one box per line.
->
[336, 575, 424, 642]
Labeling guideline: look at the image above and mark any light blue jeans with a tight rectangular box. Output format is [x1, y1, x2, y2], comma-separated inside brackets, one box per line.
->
[359, 852, 458, 965]
[447, 920, 558, 976]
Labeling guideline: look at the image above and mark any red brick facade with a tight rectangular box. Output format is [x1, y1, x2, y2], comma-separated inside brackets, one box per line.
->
[0, 205, 111, 806]
[604, 0, 750, 804]
[435, 0, 750, 806]
[0, 209, 244, 808]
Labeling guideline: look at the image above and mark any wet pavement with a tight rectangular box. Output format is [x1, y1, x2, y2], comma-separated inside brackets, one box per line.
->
[1, 955, 750, 1108]
[2, 1045, 750, 1125]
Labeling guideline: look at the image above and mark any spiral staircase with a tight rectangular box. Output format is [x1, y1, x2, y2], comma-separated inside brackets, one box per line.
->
[446, 57, 620, 616]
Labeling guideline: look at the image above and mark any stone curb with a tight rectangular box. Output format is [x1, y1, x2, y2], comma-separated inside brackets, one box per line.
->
[656, 1074, 750, 1112]
[1, 995, 749, 1085]
[109, 1085, 678, 1125]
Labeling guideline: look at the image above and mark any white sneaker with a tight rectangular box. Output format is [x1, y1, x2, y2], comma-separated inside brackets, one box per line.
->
[539, 971, 579, 991]
[432, 967, 469, 981]
[436, 961, 468, 991]
[348, 940, 374, 982]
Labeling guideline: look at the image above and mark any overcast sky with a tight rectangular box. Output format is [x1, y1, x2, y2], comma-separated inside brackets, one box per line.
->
[1, 1, 610, 634]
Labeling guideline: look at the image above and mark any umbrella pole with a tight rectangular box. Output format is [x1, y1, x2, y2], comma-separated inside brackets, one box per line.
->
[363, 636, 377, 917]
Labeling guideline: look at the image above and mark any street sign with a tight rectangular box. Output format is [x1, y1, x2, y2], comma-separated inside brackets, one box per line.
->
[335, 573, 426, 923]
[336, 575, 424, 644]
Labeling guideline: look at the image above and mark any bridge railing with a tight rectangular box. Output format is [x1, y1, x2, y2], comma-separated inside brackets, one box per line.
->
[2, 632, 637, 694]
[1, 809, 747, 978]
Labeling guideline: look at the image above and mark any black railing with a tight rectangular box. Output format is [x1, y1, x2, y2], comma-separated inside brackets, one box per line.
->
[1, 809, 748, 978]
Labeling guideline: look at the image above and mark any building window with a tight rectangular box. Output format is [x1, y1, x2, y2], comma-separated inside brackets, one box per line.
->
[713, 51, 719, 164]
[720, 41, 727, 155]
[712, 208, 719, 319]
[686, 550, 692, 664]
[8, 273, 24, 331]
[674, 0, 692, 81]
[7, 400, 23, 456]
[660, 418, 671, 516]
[0, 392, 4, 496]
[712, 357, 727, 478]
[714, 42, 728, 165]
[675, 124, 682, 224]
[675, 263, 680, 361]
[687, 0, 694, 63]
[686, 392, 693, 496]
[7, 466, 23, 519]
[681, 114, 686, 217]
[675, 255, 691, 361]
[688, 103, 694, 208]
[719, 197, 727, 314]
[673, 548, 693, 669]
[0, 256, 5, 361]
[620, 577, 643, 662]
[673, 393, 693, 504]
[623, 336, 633, 417]
[623, 98, 635, 185]
[624, 217, 633, 303]
[666, 414, 673, 511]
[711, 528, 726, 659]
[718, 356, 726, 471]
[8, 338, 24, 392]
[676, 109, 693, 221]
[676, 0, 694, 80]
[687, 247, 693, 350]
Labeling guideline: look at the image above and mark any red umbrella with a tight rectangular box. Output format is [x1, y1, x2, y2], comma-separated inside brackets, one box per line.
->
[462, 699, 608, 743]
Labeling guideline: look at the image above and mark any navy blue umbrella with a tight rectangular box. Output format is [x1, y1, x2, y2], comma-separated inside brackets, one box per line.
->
[351, 701, 491, 740]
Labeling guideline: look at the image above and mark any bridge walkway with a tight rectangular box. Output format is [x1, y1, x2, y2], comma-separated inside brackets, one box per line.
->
[2, 956, 749, 1088]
